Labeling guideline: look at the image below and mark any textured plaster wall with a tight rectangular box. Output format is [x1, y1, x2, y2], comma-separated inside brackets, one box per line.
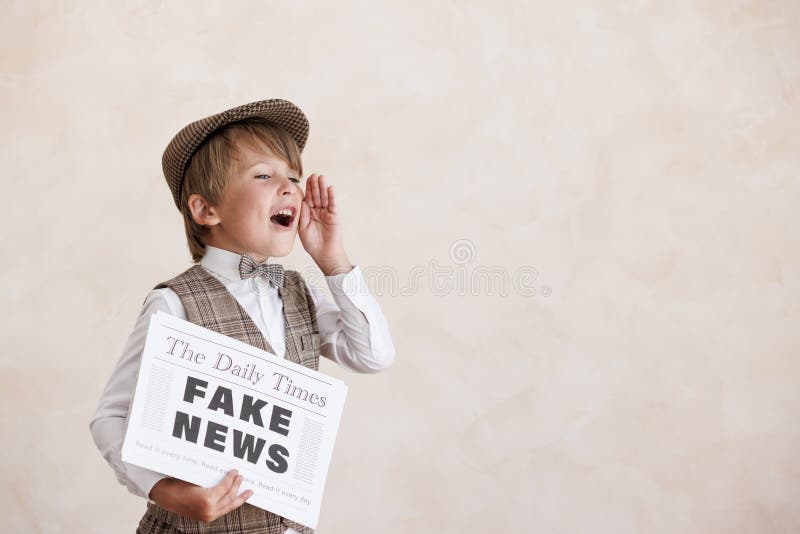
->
[2, 1, 799, 533]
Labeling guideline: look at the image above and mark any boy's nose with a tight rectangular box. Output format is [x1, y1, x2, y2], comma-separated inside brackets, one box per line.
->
[277, 177, 297, 194]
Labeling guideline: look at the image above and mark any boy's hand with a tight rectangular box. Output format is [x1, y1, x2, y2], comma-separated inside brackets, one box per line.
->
[148, 470, 253, 523]
[299, 174, 353, 276]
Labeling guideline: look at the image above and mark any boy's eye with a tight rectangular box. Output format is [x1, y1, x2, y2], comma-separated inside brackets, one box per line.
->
[255, 174, 301, 184]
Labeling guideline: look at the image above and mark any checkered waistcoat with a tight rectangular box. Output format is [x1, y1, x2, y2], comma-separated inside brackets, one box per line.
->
[136, 264, 320, 534]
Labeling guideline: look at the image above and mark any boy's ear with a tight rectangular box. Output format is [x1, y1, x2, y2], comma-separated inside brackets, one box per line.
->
[187, 193, 221, 226]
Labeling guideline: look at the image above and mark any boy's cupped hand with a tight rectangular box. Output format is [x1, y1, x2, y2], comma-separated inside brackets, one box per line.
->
[148, 470, 252, 523]
[298, 173, 352, 276]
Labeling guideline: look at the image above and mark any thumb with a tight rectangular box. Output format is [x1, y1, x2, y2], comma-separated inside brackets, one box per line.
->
[299, 200, 311, 231]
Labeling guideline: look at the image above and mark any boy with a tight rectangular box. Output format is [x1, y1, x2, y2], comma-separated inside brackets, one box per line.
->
[90, 99, 395, 533]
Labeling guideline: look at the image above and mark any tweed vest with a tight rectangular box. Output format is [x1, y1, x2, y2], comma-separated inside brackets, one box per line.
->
[136, 264, 319, 534]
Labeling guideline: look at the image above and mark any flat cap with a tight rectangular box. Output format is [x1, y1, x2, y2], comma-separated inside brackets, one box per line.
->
[161, 98, 309, 210]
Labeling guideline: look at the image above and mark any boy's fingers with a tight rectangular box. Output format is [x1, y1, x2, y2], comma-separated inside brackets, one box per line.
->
[311, 174, 322, 208]
[301, 180, 309, 206]
[305, 175, 314, 207]
[319, 175, 329, 207]
[299, 200, 310, 229]
[219, 488, 253, 517]
[328, 185, 337, 214]
[217, 474, 244, 507]
[210, 470, 238, 500]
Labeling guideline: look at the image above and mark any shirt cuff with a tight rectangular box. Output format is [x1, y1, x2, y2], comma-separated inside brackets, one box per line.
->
[125, 462, 168, 502]
[325, 264, 371, 303]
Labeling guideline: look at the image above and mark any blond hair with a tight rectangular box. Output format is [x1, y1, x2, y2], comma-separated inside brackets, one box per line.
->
[179, 118, 304, 262]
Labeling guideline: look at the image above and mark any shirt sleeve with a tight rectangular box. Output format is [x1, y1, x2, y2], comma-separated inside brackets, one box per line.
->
[307, 264, 396, 373]
[89, 288, 183, 500]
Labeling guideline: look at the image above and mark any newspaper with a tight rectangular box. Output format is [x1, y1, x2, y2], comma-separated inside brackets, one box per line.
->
[121, 310, 347, 529]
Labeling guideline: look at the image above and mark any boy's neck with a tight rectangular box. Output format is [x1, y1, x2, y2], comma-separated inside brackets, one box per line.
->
[205, 244, 272, 264]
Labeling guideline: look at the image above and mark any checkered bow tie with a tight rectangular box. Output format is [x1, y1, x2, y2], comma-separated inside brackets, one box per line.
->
[238, 254, 285, 288]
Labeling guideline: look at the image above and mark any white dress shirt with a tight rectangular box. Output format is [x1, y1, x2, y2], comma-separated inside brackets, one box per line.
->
[90, 246, 395, 508]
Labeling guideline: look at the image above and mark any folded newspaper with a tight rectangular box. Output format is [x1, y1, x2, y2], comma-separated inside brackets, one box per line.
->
[121, 310, 348, 529]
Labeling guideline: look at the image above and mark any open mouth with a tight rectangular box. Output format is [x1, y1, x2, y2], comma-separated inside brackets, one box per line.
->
[269, 207, 296, 228]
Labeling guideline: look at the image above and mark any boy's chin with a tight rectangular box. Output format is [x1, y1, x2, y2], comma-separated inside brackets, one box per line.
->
[261, 238, 296, 258]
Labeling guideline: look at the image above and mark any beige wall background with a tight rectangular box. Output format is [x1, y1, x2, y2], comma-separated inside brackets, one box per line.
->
[2, 1, 798, 532]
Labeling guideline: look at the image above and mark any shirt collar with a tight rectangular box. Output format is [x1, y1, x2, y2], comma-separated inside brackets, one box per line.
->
[200, 245, 280, 283]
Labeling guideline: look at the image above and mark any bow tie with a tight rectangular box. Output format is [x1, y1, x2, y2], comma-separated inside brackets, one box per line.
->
[238, 254, 285, 288]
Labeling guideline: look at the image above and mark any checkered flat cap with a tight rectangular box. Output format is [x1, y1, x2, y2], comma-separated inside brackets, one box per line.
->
[161, 98, 310, 210]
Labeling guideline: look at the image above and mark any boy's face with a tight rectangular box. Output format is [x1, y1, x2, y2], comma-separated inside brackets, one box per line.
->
[205, 141, 302, 261]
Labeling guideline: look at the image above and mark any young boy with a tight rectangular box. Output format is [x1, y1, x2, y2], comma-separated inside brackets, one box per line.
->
[90, 98, 395, 534]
